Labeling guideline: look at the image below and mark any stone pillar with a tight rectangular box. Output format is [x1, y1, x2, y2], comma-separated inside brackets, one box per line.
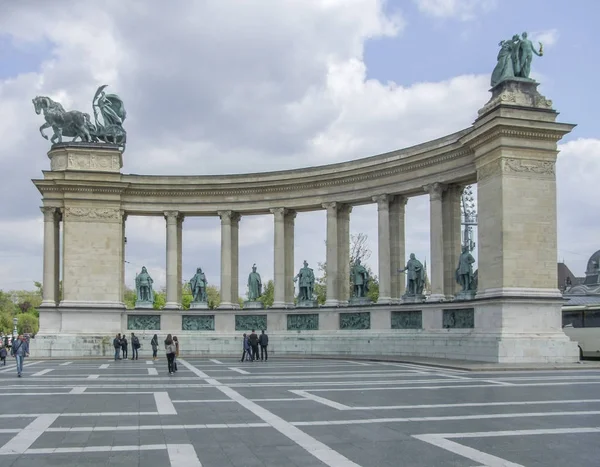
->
[373, 195, 393, 304]
[121, 212, 127, 303]
[337, 205, 351, 306]
[442, 185, 463, 298]
[271, 208, 286, 308]
[284, 210, 296, 307]
[41, 206, 59, 307]
[390, 196, 407, 302]
[424, 183, 446, 301]
[323, 202, 339, 306]
[218, 211, 241, 309]
[164, 211, 181, 309]
[177, 215, 184, 305]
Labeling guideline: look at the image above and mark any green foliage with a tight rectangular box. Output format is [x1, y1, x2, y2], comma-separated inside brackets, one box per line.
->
[207, 285, 221, 309]
[124, 287, 136, 309]
[258, 280, 275, 308]
[181, 282, 192, 310]
[0, 313, 13, 334]
[366, 276, 379, 303]
[153, 289, 166, 310]
[17, 313, 39, 335]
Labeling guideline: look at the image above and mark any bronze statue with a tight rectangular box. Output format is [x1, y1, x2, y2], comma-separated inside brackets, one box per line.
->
[294, 260, 315, 302]
[399, 253, 425, 296]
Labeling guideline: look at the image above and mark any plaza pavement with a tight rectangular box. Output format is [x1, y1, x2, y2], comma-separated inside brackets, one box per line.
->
[0, 356, 599, 466]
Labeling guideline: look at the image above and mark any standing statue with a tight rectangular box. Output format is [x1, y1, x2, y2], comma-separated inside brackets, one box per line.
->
[491, 32, 543, 87]
[247, 264, 262, 301]
[33, 84, 127, 147]
[456, 246, 476, 292]
[190, 268, 208, 303]
[135, 267, 154, 305]
[294, 260, 315, 302]
[399, 253, 425, 296]
[350, 259, 370, 298]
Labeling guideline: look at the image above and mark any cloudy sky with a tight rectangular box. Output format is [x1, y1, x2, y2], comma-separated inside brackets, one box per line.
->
[0, 0, 597, 296]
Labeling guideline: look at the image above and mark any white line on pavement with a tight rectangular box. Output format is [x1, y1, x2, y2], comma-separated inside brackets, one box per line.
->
[290, 390, 351, 410]
[0, 361, 42, 373]
[99, 364, 109, 369]
[87, 375, 99, 379]
[31, 369, 53, 377]
[228, 367, 250, 375]
[154, 392, 177, 415]
[148, 368, 158, 375]
[167, 444, 202, 466]
[146, 360, 154, 365]
[59, 362, 72, 366]
[69, 387, 87, 394]
[209, 359, 223, 364]
[0, 414, 59, 454]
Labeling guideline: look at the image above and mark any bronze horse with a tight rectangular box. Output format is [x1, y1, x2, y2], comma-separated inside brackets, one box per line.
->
[32, 96, 95, 144]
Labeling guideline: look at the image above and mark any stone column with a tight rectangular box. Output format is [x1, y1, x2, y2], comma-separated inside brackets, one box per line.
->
[323, 202, 339, 306]
[442, 185, 463, 298]
[41, 207, 59, 307]
[121, 212, 127, 303]
[177, 215, 184, 305]
[424, 183, 446, 301]
[337, 205, 351, 306]
[164, 211, 181, 309]
[374, 195, 393, 304]
[218, 211, 241, 309]
[390, 196, 407, 301]
[271, 208, 286, 308]
[284, 210, 296, 307]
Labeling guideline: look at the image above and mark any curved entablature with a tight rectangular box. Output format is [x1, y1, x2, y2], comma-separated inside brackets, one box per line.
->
[36, 127, 478, 215]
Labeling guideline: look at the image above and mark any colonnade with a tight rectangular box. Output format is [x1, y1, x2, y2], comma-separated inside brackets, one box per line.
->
[39, 183, 465, 309]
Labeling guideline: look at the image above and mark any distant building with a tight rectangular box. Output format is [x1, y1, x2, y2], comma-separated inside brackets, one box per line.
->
[562, 250, 600, 312]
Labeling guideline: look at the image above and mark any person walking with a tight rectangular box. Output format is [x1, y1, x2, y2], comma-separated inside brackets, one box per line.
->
[164, 334, 177, 375]
[131, 333, 140, 360]
[248, 329, 259, 362]
[240, 333, 251, 362]
[172, 336, 179, 372]
[113, 333, 121, 360]
[259, 330, 269, 361]
[121, 335, 128, 360]
[11, 334, 29, 377]
[151, 334, 159, 360]
[0, 345, 7, 365]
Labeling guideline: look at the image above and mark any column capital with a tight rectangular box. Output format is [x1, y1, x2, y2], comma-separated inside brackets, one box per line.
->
[424, 182, 447, 201]
[164, 210, 180, 224]
[218, 210, 241, 224]
[322, 202, 338, 213]
[372, 194, 391, 210]
[270, 207, 287, 218]
[394, 195, 408, 207]
[40, 206, 60, 222]
[121, 210, 128, 222]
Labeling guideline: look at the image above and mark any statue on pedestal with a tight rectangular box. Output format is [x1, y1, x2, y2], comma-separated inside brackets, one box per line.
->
[491, 32, 543, 87]
[399, 253, 425, 300]
[456, 246, 476, 294]
[135, 267, 154, 308]
[350, 259, 370, 298]
[294, 260, 316, 306]
[190, 268, 208, 303]
[32, 84, 127, 147]
[247, 264, 262, 301]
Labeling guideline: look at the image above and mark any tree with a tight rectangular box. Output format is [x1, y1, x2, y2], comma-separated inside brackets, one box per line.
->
[0, 312, 13, 334]
[124, 287, 136, 309]
[206, 285, 221, 309]
[18, 313, 39, 336]
[258, 280, 275, 308]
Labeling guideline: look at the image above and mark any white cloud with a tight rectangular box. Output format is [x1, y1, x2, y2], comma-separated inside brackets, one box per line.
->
[414, 0, 497, 21]
[531, 29, 559, 48]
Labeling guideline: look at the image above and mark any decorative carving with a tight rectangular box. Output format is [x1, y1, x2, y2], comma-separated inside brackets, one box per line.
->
[64, 207, 121, 222]
[218, 210, 241, 224]
[339, 312, 371, 330]
[391, 310, 422, 329]
[372, 194, 390, 210]
[235, 314, 267, 331]
[287, 314, 319, 331]
[182, 315, 215, 331]
[443, 308, 474, 329]
[503, 158, 554, 176]
[164, 211, 180, 223]
[40, 206, 58, 222]
[50, 154, 68, 170]
[423, 182, 447, 201]
[270, 207, 287, 217]
[322, 202, 338, 213]
[127, 315, 160, 330]
[479, 79, 553, 116]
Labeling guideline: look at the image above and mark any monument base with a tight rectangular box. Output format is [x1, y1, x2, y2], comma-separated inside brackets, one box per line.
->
[243, 301, 265, 310]
[349, 297, 373, 306]
[189, 301, 209, 309]
[296, 300, 319, 308]
[455, 290, 477, 301]
[134, 301, 153, 309]
[402, 294, 425, 304]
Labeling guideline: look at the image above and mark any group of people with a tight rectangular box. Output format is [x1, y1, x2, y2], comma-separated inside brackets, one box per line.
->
[241, 329, 269, 362]
[112, 332, 142, 360]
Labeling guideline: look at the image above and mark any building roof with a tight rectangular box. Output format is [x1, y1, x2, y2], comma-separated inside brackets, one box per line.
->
[558, 262, 578, 289]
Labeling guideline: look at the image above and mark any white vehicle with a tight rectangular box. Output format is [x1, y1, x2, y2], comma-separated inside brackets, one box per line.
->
[562, 307, 600, 359]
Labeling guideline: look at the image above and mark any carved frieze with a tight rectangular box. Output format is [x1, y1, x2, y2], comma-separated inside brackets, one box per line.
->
[503, 158, 555, 177]
[64, 207, 122, 222]
[49, 150, 121, 173]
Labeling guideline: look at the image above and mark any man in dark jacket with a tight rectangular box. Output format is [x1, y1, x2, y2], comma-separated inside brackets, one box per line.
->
[11, 334, 29, 377]
[131, 333, 140, 360]
[248, 330, 259, 362]
[258, 330, 269, 361]
[113, 333, 121, 361]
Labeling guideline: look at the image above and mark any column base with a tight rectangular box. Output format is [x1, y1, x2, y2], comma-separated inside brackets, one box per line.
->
[323, 299, 340, 307]
[40, 300, 58, 307]
[376, 296, 393, 305]
[60, 300, 126, 309]
[163, 302, 182, 310]
[427, 294, 446, 302]
[218, 302, 240, 310]
[477, 287, 562, 299]
[271, 301, 287, 309]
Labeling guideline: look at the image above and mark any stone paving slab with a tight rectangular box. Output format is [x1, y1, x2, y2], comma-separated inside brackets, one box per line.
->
[0, 357, 599, 466]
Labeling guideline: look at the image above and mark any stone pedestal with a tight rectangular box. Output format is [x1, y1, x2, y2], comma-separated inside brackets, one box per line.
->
[402, 294, 425, 304]
[349, 297, 373, 306]
[243, 301, 264, 310]
[134, 302, 153, 309]
[297, 300, 318, 308]
[190, 301, 209, 309]
[455, 290, 476, 301]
